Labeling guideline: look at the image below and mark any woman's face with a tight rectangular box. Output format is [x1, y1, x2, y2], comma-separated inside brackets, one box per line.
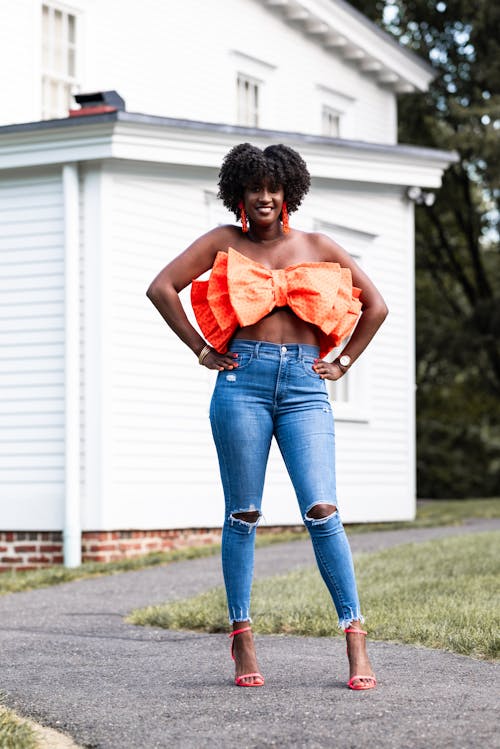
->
[243, 176, 285, 229]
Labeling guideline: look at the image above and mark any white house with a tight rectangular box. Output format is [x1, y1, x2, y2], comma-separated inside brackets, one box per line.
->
[0, 0, 456, 569]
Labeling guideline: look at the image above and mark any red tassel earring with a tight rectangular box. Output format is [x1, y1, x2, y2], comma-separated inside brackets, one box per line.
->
[281, 201, 290, 234]
[238, 201, 249, 233]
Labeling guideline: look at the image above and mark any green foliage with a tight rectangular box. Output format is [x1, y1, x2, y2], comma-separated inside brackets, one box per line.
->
[348, 0, 500, 496]
[129, 532, 500, 661]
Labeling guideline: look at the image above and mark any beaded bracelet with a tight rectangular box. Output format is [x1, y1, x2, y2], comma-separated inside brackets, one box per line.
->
[198, 344, 212, 366]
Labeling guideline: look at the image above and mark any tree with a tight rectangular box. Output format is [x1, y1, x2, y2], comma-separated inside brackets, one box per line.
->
[349, 0, 500, 497]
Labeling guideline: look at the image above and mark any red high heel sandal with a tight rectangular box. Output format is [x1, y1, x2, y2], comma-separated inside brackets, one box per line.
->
[345, 628, 377, 691]
[229, 626, 265, 687]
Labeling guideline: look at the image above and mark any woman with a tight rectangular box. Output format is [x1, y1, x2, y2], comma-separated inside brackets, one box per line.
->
[147, 143, 388, 690]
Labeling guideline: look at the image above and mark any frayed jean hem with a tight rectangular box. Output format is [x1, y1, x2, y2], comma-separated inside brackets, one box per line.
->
[228, 612, 253, 625]
[338, 610, 365, 630]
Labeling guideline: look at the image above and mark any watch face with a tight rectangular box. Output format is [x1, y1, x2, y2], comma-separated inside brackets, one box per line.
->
[339, 355, 351, 367]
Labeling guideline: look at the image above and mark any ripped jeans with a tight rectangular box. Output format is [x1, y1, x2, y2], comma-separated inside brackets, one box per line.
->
[209, 340, 364, 629]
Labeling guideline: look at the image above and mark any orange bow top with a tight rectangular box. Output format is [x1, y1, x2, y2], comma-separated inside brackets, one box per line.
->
[191, 247, 362, 359]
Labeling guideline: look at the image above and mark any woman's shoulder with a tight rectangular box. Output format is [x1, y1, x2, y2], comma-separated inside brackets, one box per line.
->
[288, 229, 345, 263]
[206, 224, 241, 249]
[302, 231, 351, 263]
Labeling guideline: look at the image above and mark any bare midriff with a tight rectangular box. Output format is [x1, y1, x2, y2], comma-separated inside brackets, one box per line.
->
[232, 306, 321, 347]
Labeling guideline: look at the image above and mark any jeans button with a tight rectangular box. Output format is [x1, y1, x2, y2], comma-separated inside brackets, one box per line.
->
[281, 346, 287, 353]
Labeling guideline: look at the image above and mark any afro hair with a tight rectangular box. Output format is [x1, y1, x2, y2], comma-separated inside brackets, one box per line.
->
[217, 143, 311, 218]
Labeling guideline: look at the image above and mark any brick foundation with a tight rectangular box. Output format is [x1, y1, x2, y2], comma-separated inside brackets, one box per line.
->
[81, 528, 222, 564]
[0, 531, 64, 572]
[0, 529, 222, 571]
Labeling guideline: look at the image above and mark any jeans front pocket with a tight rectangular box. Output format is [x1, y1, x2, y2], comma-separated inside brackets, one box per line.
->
[298, 356, 322, 379]
[231, 352, 254, 370]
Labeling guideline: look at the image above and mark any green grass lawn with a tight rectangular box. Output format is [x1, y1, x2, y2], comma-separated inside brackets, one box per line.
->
[1, 498, 498, 596]
[0, 704, 36, 749]
[128, 531, 500, 661]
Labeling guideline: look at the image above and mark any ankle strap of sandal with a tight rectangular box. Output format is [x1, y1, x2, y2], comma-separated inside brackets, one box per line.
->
[229, 626, 252, 638]
[344, 628, 367, 635]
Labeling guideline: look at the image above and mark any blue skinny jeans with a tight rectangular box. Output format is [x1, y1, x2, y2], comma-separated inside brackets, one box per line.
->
[209, 340, 364, 629]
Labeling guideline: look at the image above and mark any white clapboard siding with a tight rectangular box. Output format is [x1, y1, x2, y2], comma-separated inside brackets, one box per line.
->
[311, 184, 414, 521]
[0, 160, 416, 531]
[0, 168, 65, 528]
[99, 163, 221, 529]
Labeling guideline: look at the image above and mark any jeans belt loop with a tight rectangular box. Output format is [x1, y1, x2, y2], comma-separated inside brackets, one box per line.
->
[254, 341, 261, 359]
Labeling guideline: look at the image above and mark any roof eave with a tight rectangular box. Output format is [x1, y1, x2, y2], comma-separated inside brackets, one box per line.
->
[0, 111, 458, 189]
[262, 0, 435, 93]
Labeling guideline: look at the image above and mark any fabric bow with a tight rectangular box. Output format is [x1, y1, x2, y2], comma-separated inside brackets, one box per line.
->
[191, 247, 362, 358]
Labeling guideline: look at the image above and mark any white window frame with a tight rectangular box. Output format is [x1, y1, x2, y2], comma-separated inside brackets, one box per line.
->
[230, 50, 276, 129]
[321, 105, 342, 137]
[237, 73, 261, 127]
[315, 221, 378, 422]
[316, 84, 355, 138]
[41, 2, 80, 120]
[326, 322, 369, 423]
[204, 189, 234, 230]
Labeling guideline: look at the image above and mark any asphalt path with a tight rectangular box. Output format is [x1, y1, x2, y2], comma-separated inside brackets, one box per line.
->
[0, 518, 498, 749]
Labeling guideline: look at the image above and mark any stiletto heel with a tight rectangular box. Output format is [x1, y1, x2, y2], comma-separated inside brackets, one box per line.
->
[229, 627, 265, 687]
[345, 628, 377, 691]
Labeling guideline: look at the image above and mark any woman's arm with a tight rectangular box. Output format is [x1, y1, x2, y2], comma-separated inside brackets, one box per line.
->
[311, 233, 389, 381]
[146, 226, 238, 370]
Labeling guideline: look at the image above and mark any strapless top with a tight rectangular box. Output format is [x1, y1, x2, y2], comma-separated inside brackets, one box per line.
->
[190, 247, 362, 359]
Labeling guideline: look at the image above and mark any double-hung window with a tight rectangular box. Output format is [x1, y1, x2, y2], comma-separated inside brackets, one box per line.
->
[322, 105, 341, 137]
[316, 84, 355, 138]
[237, 74, 260, 127]
[42, 3, 79, 119]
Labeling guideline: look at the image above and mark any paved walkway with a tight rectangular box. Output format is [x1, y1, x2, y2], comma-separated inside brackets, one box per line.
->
[0, 519, 498, 749]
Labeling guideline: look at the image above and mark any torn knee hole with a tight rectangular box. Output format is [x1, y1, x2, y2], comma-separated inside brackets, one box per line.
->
[305, 503, 337, 520]
[232, 510, 261, 524]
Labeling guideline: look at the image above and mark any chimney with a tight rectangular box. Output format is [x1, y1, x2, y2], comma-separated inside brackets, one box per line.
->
[69, 90, 126, 117]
